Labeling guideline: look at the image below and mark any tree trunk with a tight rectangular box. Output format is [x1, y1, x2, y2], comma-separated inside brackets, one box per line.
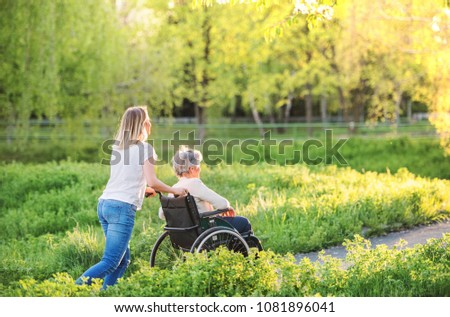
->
[407, 99, 412, 123]
[264, 94, 275, 134]
[337, 86, 348, 122]
[197, 6, 212, 141]
[285, 91, 294, 124]
[265, 95, 275, 125]
[305, 84, 313, 137]
[394, 89, 403, 132]
[249, 92, 265, 138]
[195, 104, 206, 141]
[279, 91, 294, 133]
[351, 93, 364, 133]
[320, 94, 328, 124]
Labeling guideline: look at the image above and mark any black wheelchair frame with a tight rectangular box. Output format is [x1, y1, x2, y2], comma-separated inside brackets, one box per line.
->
[150, 192, 263, 268]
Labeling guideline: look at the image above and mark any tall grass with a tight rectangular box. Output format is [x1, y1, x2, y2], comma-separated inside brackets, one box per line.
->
[201, 164, 449, 252]
[0, 160, 449, 291]
[0, 161, 108, 239]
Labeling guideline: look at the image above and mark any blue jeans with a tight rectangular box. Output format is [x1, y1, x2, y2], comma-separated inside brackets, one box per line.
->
[75, 199, 136, 289]
[218, 216, 252, 233]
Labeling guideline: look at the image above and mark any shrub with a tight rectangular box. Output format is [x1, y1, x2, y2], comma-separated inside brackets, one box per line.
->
[4, 234, 450, 297]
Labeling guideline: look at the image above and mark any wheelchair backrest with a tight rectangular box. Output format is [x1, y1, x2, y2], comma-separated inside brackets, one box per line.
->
[159, 193, 202, 250]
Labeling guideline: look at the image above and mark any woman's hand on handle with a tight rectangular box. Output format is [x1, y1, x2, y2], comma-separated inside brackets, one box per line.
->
[144, 159, 187, 197]
[171, 187, 188, 197]
[145, 187, 157, 198]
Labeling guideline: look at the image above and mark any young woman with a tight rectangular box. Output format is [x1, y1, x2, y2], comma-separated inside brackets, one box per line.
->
[76, 106, 186, 289]
[159, 147, 252, 234]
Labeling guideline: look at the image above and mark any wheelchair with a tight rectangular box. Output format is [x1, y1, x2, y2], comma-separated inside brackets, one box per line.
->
[150, 192, 263, 268]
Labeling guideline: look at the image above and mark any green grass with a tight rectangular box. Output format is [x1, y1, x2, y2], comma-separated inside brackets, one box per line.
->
[339, 137, 450, 179]
[0, 159, 449, 294]
[1, 123, 448, 180]
[1, 130, 448, 296]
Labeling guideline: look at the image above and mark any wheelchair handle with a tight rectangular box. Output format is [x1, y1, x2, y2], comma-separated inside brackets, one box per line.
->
[145, 189, 161, 198]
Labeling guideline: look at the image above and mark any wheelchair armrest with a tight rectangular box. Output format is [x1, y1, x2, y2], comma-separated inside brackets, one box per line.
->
[200, 208, 230, 218]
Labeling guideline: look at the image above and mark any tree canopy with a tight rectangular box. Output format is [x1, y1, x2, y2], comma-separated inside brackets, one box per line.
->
[0, 0, 449, 151]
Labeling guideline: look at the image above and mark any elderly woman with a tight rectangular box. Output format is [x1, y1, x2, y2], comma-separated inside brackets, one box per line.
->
[159, 147, 252, 234]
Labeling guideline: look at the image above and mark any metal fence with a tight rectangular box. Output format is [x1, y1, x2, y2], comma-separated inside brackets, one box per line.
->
[0, 118, 438, 144]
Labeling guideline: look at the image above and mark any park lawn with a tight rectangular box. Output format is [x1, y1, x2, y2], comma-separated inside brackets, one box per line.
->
[0, 158, 449, 296]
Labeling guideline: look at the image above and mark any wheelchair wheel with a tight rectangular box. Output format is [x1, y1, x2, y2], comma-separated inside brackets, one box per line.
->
[245, 235, 263, 251]
[150, 231, 185, 269]
[192, 228, 250, 256]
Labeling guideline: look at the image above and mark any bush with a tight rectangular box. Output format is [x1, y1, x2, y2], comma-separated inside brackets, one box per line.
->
[4, 234, 449, 297]
[0, 235, 57, 286]
[341, 234, 450, 296]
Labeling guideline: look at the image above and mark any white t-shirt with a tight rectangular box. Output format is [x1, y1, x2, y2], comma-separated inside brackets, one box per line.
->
[158, 177, 230, 219]
[100, 142, 156, 210]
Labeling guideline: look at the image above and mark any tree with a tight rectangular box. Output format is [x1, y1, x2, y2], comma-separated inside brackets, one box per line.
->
[212, 3, 284, 136]
[272, 12, 337, 135]
[0, 1, 126, 120]
[156, 1, 221, 140]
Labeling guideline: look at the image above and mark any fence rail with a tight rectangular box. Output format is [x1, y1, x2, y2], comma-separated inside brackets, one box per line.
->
[0, 119, 438, 143]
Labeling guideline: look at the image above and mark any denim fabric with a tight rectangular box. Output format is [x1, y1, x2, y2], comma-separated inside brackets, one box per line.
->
[75, 199, 136, 289]
[218, 216, 252, 233]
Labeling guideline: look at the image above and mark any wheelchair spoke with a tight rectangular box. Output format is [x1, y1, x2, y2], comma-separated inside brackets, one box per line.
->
[227, 236, 247, 253]
[195, 229, 250, 256]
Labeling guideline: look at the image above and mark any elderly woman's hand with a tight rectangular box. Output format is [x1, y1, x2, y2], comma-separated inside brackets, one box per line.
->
[220, 208, 235, 217]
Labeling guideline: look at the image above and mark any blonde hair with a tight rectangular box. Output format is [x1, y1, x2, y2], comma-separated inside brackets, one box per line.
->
[114, 106, 150, 148]
[172, 146, 203, 177]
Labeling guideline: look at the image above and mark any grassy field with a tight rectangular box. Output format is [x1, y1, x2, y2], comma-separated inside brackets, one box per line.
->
[2, 122, 447, 180]
[1, 150, 449, 296]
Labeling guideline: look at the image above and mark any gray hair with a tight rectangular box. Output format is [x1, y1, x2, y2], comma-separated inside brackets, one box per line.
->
[172, 147, 203, 176]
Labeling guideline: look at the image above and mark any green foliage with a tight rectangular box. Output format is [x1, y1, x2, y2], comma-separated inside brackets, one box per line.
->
[1, 0, 448, 155]
[0, 137, 104, 164]
[1, 133, 449, 180]
[339, 137, 450, 179]
[0, 235, 56, 286]
[4, 234, 449, 296]
[239, 164, 449, 252]
[104, 249, 312, 297]
[51, 226, 104, 277]
[0, 226, 104, 289]
[0, 160, 449, 292]
[1, 161, 449, 251]
[5, 272, 103, 297]
[0, 162, 107, 239]
[342, 235, 450, 296]
[0, 0, 127, 122]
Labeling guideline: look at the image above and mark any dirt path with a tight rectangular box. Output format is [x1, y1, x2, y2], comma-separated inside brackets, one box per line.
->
[295, 220, 450, 263]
